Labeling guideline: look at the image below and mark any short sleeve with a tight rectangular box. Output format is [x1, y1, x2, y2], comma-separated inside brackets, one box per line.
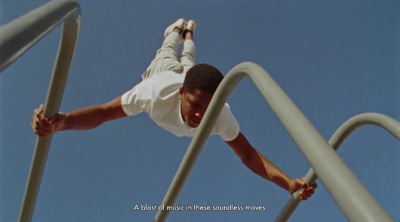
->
[121, 81, 151, 116]
[217, 104, 240, 141]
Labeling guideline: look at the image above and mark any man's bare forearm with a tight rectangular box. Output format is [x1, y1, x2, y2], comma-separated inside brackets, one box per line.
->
[242, 148, 292, 191]
[61, 96, 127, 131]
[32, 96, 127, 137]
[61, 105, 108, 131]
[226, 133, 293, 192]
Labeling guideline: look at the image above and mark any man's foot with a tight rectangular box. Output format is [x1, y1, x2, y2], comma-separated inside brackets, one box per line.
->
[183, 20, 196, 39]
[164, 18, 186, 41]
[185, 20, 196, 33]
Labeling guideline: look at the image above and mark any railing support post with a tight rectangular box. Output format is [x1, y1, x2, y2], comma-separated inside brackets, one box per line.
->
[0, 1, 81, 221]
[276, 113, 400, 221]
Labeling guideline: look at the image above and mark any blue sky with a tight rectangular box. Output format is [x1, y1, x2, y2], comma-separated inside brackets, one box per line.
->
[1, 0, 399, 221]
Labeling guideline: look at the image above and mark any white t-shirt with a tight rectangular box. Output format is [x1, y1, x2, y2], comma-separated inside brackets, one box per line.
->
[121, 71, 240, 141]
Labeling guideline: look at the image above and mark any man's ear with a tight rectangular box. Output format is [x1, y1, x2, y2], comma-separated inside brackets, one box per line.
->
[179, 87, 184, 100]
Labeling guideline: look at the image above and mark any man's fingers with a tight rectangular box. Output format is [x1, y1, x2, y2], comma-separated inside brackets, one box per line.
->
[32, 114, 53, 136]
[299, 192, 310, 201]
[34, 126, 53, 137]
[38, 104, 44, 112]
[295, 179, 318, 201]
[34, 115, 50, 129]
[295, 178, 306, 187]
[303, 189, 314, 197]
[304, 183, 316, 192]
[305, 183, 317, 194]
[298, 178, 317, 190]
[300, 184, 317, 200]
[34, 124, 53, 135]
[31, 104, 55, 137]
[300, 191, 307, 200]
[41, 114, 51, 126]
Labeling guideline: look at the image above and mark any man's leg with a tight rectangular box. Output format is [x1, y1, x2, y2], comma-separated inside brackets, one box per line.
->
[141, 19, 186, 79]
[180, 20, 196, 74]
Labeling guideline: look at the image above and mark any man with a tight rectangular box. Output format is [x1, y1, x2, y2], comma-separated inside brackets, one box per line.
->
[32, 19, 316, 200]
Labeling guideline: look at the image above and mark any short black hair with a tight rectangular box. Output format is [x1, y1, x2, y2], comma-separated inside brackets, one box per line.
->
[182, 64, 224, 93]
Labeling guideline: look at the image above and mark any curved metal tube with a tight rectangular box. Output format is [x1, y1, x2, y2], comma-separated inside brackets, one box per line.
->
[276, 113, 400, 222]
[154, 62, 393, 222]
[0, 0, 80, 72]
[0, 1, 81, 221]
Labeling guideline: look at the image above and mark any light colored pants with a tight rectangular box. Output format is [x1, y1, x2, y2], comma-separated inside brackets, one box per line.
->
[141, 32, 196, 79]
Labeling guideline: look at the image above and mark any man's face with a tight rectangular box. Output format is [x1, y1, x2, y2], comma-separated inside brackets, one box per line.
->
[179, 87, 214, 128]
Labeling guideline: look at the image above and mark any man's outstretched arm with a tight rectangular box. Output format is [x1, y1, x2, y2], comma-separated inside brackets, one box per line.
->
[31, 96, 127, 137]
[226, 132, 317, 200]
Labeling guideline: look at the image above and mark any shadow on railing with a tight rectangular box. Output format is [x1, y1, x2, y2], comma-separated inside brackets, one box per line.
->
[154, 62, 395, 222]
[0, 1, 81, 221]
[276, 112, 400, 221]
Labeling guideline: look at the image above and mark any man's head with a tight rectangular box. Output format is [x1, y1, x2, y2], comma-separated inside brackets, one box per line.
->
[179, 64, 224, 128]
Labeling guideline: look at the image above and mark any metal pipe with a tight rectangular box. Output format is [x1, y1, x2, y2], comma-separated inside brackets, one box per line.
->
[0, 1, 81, 221]
[276, 113, 400, 221]
[0, 0, 80, 72]
[154, 62, 393, 221]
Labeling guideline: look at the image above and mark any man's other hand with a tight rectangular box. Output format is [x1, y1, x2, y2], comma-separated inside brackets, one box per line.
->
[288, 178, 317, 201]
[31, 104, 65, 137]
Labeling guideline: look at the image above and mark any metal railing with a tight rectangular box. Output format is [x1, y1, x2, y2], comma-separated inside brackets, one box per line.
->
[154, 62, 394, 222]
[0, 0, 81, 221]
[276, 112, 400, 221]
